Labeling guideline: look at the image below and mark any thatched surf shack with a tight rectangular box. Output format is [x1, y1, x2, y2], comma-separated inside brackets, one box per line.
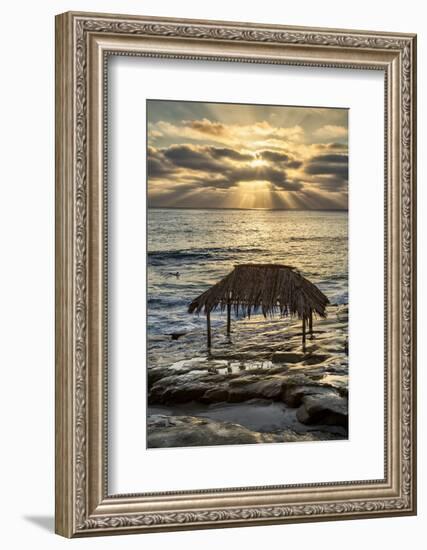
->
[188, 263, 329, 348]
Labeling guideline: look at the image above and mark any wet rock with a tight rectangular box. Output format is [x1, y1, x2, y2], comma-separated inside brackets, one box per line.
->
[255, 380, 284, 399]
[272, 352, 302, 364]
[149, 365, 348, 410]
[149, 372, 211, 404]
[159, 383, 211, 404]
[147, 366, 170, 385]
[200, 387, 229, 403]
[146, 304, 349, 443]
[227, 386, 259, 403]
[319, 358, 348, 374]
[169, 357, 208, 371]
[228, 375, 259, 386]
[303, 354, 329, 365]
[146, 414, 341, 448]
[281, 385, 332, 407]
[147, 415, 266, 447]
[227, 378, 284, 402]
[280, 372, 314, 387]
[317, 374, 348, 395]
[296, 391, 348, 428]
[269, 365, 290, 375]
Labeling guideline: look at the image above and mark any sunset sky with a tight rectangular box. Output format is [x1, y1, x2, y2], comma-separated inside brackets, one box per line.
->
[147, 100, 348, 210]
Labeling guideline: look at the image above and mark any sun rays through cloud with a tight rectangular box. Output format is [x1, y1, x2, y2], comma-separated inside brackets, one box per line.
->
[147, 100, 348, 210]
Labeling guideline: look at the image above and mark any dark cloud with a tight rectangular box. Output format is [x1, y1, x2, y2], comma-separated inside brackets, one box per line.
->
[328, 142, 347, 151]
[305, 163, 348, 177]
[147, 146, 175, 177]
[209, 147, 253, 162]
[287, 160, 303, 169]
[163, 145, 222, 172]
[188, 119, 226, 136]
[273, 180, 303, 192]
[309, 154, 348, 164]
[259, 150, 290, 163]
[160, 144, 254, 173]
[304, 152, 348, 186]
[183, 165, 297, 191]
[317, 142, 348, 152]
[147, 157, 170, 177]
[147, 144, 306, 192]
[259, 150, 302, 169]
[311, 176, 348, 193]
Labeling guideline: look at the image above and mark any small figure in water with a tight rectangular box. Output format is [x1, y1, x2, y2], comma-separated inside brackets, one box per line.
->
[161, 271, 180, 279]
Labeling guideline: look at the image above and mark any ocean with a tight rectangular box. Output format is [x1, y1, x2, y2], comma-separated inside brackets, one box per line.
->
[147, 208, 348, 340]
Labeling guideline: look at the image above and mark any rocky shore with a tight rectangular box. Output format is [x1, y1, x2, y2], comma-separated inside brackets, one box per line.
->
[147, 304, 348, 448]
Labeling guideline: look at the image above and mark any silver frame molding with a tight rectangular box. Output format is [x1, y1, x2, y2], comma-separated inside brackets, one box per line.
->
[55, 11, 417, 538]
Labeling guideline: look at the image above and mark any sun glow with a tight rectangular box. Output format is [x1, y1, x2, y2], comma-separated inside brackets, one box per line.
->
[240, 180, 270, 192]
[249, 158, 268, 168]
[236, 180, 273, 209]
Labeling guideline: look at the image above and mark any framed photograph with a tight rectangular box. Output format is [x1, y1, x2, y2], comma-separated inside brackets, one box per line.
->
[55, 11, 417, 537]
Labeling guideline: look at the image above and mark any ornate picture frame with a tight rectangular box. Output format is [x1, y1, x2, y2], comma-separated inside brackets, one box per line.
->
[55, 11, 416, 537]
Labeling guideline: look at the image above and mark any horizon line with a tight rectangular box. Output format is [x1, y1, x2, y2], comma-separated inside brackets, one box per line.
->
[147, 206, 348, 212]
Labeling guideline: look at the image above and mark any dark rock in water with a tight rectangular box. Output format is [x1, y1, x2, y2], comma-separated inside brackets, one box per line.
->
[296, 391, 348, 428]
[170, 332, 186, 340]
[272, 352, 302, 364]
[303, 354, 329, 365]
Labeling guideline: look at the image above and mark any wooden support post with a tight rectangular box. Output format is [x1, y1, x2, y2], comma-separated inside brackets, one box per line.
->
[309, 311, 313, 338]
[226, 302, 231, 335]
[302, 316, 306, 346]
[206, 309, 212, 348]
